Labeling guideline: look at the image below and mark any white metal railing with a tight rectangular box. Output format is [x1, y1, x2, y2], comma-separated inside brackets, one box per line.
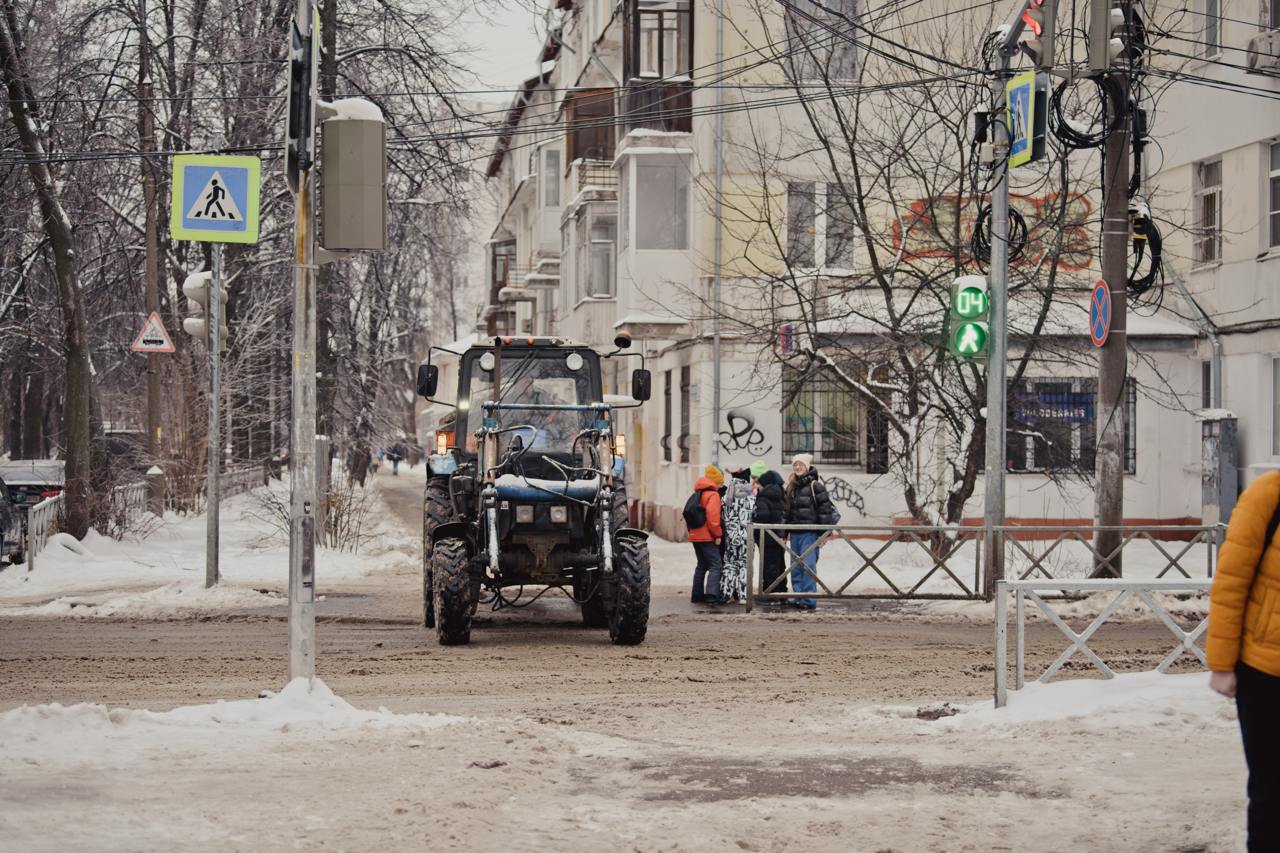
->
[25, 494, 64, 573]
[222, 465, 261, 498]
[994, 578, 1212, 707]
[111, 481, 148, 526]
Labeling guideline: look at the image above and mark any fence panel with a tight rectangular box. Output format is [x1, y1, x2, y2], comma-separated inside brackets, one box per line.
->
[996, 525, 1221, 581]
[745, 524, 986, 609]
[994, 578, 1212, 707]
[25, 494, 64, 573]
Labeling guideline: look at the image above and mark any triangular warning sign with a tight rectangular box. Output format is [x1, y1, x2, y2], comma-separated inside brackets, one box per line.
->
[184, 171, 243, 222]
[131, 311, 175, 354]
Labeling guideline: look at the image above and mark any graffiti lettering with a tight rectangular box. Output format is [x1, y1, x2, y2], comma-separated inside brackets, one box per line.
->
[889, 193, 1093, 272]
[823, 475, 866, 517]
[718, 409, 773, 456]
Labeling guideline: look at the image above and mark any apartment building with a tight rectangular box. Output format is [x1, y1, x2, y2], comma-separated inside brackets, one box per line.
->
[465, 0, 1213, 536]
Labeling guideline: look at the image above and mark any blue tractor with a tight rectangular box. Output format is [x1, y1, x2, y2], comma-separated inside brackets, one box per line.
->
[415, 335, 652, 645]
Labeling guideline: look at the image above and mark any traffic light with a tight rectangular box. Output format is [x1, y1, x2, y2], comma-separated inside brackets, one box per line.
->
[949, 275, 989, 359]
[1088, 0, 1126, 72]
[182, 270, 228, 351]
[1020, 0, 1056, 70]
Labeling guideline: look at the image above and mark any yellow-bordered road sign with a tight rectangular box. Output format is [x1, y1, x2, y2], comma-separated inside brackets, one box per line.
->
[170, 154, 261, 243]
[1005, 70, 1036, 168]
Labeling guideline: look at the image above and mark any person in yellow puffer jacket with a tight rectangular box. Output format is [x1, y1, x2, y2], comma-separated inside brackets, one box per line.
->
[1208, 470, 1280, 852]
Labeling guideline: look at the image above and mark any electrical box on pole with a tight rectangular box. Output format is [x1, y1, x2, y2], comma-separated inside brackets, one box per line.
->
[949, 274, 990, 359]
[319, 98, 387, 252]
[1019, 0, 1056, 70]
[181, 270, 228, 351]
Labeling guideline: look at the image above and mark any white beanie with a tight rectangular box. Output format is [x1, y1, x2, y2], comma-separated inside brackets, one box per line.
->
[792, 453, 814, 471]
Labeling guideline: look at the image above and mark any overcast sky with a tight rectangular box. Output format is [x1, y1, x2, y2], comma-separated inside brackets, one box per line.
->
[455, 4, 548, 104]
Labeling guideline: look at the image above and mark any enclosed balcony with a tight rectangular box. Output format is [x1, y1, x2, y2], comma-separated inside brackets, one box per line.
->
[622, 0, 693, 134]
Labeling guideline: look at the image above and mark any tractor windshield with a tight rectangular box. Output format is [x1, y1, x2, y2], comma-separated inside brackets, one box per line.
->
[460, 350, 599, 455]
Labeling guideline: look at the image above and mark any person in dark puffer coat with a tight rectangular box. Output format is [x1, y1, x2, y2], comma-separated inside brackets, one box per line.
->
[750, 463, 788, 601]
[784, 453, 838, 610]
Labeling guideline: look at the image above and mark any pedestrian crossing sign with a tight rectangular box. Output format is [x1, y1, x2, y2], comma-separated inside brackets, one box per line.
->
[170, 154, 260, 243]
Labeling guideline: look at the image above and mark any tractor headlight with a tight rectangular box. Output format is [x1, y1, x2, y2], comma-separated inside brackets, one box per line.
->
[549, 505, 568, 524]
[516, 505, 534, 524]
[615, 434, 626, 457]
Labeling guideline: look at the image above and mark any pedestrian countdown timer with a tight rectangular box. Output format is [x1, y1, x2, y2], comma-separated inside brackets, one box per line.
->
[949, 274, 990, 359]
[170, 154, 261, 244]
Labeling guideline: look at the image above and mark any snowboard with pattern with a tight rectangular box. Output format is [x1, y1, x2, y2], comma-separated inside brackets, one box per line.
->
[720, 485, 755, 601]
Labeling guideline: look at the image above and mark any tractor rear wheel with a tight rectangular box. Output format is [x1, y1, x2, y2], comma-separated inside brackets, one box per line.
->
[608, 534, 650, 645]
[422, 476, 450, 629]
[433, 537, 477, 645]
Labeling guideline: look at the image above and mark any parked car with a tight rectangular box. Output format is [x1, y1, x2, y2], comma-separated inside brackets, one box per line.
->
[0, 460, 66, 521]
[0, 476, 23, 565]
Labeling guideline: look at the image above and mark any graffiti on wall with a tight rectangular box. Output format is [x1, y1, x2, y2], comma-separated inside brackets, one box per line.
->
[718, 409, 773, 456]
[890, 193, 1094, 272]
[822, 475, 866, 517]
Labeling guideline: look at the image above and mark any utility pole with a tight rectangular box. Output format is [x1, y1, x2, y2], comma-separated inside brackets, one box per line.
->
[207, 240, 222, 588]
[711, 0, 725, 467]
[1092, 0, 1131, 576]
[287, 0, 319, 683]
[138, 0, 161, 463]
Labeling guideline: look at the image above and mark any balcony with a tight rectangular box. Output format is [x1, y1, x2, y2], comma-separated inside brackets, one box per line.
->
[574, 159, 618, 195]
[620, 79, 692, 134]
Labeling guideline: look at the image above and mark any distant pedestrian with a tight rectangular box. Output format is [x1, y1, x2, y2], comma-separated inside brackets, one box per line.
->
[784, 453, 838, 610]
[750, 460, 788, 602]
[684, 466, 726, 605]
[1208, 470, 1280, 852]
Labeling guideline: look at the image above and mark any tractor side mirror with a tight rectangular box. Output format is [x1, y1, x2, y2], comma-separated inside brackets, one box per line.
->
[416, 364, 439, 399]
[631, 369, 652, 402]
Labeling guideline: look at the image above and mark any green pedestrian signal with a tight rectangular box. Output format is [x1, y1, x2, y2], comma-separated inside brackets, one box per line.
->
[949, 274, 989, 359]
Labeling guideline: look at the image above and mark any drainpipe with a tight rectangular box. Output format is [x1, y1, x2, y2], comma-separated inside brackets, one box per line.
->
[711, 0, 725, 466]
[1169, 267, 1223, 409]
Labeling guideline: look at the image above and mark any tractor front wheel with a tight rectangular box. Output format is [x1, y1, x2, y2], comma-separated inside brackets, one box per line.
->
[608, 534, 650, 645]
[421, 476, 451, 629]
[433, 537, 477, 645]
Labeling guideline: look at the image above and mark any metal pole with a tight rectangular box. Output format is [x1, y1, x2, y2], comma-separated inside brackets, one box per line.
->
[710, 0, 725, 467]
[288, 0, 318, 683]
[994, 579, 1008, 707]
[206, 242, 222, 588]
[983, 51, 1012, 597]
[1093, 0, 1131, 577]
[139, 0, 161, 469]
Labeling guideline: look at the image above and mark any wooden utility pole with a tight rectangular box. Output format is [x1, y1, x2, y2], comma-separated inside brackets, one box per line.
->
[139, 0, 162, 461]
[1092, 0, 1131, 576]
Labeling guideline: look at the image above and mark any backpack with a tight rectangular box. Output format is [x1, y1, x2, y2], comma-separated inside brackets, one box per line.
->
[683, 489, 711, 529]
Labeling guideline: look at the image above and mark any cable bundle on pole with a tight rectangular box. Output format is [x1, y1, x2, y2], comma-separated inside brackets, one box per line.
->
[970, 203, 1028, 267]
[1048, 76, 1125, 151]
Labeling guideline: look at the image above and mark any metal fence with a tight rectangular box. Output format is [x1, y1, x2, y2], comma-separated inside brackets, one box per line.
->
[741, 523, 1221, 609]
[994, 578, 1212, 707]
[25, 494, 64, 573]
[745, 523, 987, 609]
[223, 465, 262, 499]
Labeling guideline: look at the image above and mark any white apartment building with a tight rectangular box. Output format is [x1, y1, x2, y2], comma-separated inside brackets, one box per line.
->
[455, 0, 1261, 538]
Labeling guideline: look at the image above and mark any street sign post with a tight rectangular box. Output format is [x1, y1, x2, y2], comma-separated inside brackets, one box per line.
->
[1090, 279, 1112, 347]
[170, 152, 261, 590]
[130, 312, 175, 354]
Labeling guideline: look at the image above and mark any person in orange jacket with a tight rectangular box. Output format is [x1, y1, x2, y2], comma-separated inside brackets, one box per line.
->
[686, 466, 726, 605]
[1208, 470, 1280, 852]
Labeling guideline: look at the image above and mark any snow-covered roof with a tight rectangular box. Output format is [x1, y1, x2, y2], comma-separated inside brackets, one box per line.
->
[0, 459, 65, 487]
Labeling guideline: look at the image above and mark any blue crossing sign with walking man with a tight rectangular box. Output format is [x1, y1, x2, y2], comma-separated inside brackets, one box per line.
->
[1090, 279, 1111, 347]
[170, 154, 261, 244]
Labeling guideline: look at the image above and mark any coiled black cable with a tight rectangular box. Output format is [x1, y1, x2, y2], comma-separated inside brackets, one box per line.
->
[1049, 76, 1126, 151]
[970, 204, 1029, 266]
[1128, 210, 1163, 297]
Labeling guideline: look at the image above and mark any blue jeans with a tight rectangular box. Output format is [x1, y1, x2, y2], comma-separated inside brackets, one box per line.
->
[789, 531, 820, 609]
[691, 541, 723, 601]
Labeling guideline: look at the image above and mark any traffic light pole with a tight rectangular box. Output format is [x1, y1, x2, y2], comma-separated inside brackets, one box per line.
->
[983, 49, 1015, 597]
[288, 0, 318, 683]
[206, 241, 222, 589]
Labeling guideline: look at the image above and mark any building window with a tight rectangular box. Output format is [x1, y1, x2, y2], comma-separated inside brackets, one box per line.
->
[1007, 377, 1136, 475]
[566, 89, 615, 163]
[633, 0, 692, 78]
[575, 214, 589, 302]
[1273, 358, 1280, 456]
[679, 365, 691, 464]
[1194, 159, 1222, 264]
[619, 160, 629, 250]
[781, 362, 862, 466]
[1269, 141, 1280, 250]
[1271, 0, 1280, 32]
[786, 182, 859, 270]
[542, 148, 561, 207]
[589, 213, 617, 296]
[1202, 0, 1221, 57]
[635, 161, 689, 250]
[662, 369, 673, 462]
[784, 0, 859, 82]
[1201, 360, 1212, 409]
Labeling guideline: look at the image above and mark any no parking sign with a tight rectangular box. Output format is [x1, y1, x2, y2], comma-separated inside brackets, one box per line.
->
[1089, 280, 1111, 347]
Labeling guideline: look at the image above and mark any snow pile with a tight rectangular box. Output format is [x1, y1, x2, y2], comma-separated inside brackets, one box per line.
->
[852, 672, 1234, 733]
[0, 581, 284, 619]
[0, 678, 463, 769]
[0, 477, 416, 612]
